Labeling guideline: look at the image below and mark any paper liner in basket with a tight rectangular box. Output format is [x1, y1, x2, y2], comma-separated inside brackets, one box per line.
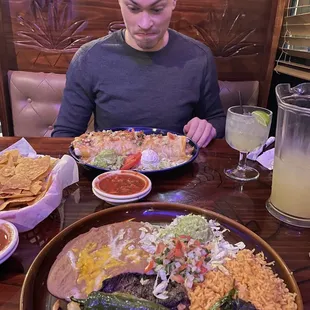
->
[0, 138, 79, 232]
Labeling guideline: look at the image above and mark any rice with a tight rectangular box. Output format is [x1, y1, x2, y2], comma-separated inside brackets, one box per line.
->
[189, 249, 297, 310]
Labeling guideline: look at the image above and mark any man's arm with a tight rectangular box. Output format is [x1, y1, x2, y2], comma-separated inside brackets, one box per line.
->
[52, 46, 95, 137]
[184, 47, 226, 147]
[195, 47, 226, 139]
[195, 48, 226, 138]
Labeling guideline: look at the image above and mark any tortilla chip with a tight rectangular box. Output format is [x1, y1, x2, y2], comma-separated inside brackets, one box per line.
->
[0, 174, 11, 185]
[16, 157, 33, 165]
[0, 187, 22, 195]
[0, 166, 15, 177]
[28, 176, 53, 205]
[30, 181, 42, 195]
[2, 175, 32, 190]
[0, 154, 7, 164]
[7, 154, 15, 167]
[21, 190, 34, 195]
[34, 166, 53, 182]
[5, 150, 20, 163]
[15, 156, 51, 181]
[0, 196, 36, 211]
[50, 158, 59, 168]
[0, 190, 35, 199]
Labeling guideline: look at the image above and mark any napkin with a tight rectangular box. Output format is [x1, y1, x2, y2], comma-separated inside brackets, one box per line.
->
[246, 137, 275, 170]
[0, 138, 79, 232]
[256, 148, 274, 170]
[0, 137, 37, 157]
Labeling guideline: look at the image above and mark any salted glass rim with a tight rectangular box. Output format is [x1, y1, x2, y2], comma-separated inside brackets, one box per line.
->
[227, 105, 273, 117]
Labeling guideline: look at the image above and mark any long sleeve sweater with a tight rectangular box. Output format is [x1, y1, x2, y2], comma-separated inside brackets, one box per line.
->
[52, 29, 226, 138]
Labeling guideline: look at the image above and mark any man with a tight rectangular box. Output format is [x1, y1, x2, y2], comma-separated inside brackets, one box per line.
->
[52, 0, 226, 148]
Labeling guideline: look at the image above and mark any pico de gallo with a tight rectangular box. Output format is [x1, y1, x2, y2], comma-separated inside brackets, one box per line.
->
[139, 214, 246, 300]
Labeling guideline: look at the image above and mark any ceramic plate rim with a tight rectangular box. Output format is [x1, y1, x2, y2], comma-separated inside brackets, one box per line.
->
[20, 202, 303, 310]
[0, 219, 19, 261]
[92, 187, 151, 204]
[0, 235, 19, 264]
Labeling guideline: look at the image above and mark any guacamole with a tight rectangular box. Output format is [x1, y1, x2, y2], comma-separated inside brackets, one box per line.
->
[92, 149, 124, 169]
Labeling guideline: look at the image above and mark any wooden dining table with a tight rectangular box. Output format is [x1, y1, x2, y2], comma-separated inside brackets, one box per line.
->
[0, 137, 309, 310]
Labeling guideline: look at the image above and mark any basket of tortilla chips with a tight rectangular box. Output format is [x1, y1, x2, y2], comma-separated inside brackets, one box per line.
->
[0, 150, 56, 210]
[0, 138, 79, 232]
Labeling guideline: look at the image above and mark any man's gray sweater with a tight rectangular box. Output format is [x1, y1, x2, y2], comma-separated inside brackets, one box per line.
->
[52, 29, 225, 137]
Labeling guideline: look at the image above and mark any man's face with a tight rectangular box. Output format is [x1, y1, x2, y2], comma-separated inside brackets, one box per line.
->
[118, 0, 177, 51]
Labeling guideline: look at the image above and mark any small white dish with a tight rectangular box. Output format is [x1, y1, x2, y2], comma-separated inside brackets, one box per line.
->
[0, 219, 19, 265]
[92, 184, 152, 201]
[92, 187, 151, 205]
[92, 170, 152, 200]
[0, 238, 19, 265]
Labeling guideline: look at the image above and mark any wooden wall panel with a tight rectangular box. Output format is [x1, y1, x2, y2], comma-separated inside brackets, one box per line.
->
[0, 0, 286, 135]
[2, 0, 279, 77]
[0, 2, 14, 135]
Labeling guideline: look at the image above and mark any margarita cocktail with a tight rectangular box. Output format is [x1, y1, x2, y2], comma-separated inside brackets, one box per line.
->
[224, 106, 272, 181]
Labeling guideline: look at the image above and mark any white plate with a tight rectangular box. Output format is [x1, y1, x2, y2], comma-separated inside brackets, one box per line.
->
[0, 236, 19, 264]
[92, 187, 151, 205]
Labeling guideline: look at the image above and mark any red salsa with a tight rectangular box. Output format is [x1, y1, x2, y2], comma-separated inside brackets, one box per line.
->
[0, 228, 9, 252]
[98, 174, 146, 195]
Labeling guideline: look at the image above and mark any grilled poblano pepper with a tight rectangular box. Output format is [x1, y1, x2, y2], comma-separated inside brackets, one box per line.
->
[71, 291, 168, 310]
[209, 288, 237, 310]
[209, 288, 257, 310]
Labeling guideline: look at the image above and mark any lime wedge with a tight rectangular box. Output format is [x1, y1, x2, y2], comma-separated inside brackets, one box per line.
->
[252, 110, 270, 126]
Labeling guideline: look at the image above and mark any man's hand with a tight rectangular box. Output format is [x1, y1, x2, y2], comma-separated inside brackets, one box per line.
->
[183, 117, 216, 148]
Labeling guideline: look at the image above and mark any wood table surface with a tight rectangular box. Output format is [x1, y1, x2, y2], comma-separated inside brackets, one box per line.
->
[0, 137, 309, 310]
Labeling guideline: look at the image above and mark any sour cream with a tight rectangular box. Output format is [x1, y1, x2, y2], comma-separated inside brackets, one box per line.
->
[141, 149, 160, 166]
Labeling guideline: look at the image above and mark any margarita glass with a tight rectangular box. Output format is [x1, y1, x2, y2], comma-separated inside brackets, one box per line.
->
[224, 105, 272, 181]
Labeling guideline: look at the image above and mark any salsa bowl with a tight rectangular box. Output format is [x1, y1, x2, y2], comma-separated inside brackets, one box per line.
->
[92, 170, 152, 200]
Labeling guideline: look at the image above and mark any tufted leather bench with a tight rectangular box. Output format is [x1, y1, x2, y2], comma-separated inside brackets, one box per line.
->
[8, 70, 258, 137]
[8, 71, 94, 137]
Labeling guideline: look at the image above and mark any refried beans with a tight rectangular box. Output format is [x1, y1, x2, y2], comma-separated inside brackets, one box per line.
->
[47, 221, 152, 300]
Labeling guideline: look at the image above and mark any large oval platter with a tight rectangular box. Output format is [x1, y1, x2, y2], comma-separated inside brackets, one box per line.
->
[69, 127, 199, 175]
[20, 202, 303, 310]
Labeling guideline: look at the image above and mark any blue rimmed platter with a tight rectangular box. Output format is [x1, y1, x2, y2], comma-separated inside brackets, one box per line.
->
[68, 127, 199, 175]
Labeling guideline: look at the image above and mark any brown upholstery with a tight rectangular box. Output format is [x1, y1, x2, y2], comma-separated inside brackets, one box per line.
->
[8, 70, 258, 137]
[8, 71, 94, 137]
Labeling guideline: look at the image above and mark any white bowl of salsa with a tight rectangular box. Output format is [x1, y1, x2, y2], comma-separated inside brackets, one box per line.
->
[0, 219, 19, 264]
[92, 170, 152, 200]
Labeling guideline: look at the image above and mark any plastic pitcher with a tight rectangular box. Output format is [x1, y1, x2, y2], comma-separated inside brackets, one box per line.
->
[266, 83, 310, 228]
